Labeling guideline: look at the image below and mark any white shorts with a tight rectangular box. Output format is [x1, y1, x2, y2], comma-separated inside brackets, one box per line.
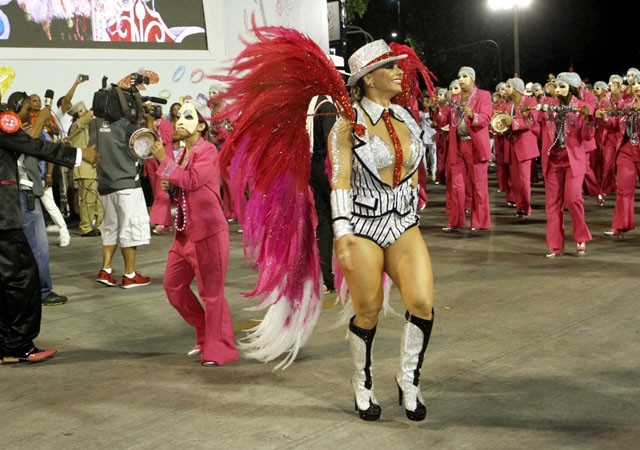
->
[101, 188, 150, 247]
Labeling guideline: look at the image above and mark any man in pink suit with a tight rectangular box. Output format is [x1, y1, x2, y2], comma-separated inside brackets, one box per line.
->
[500, 78, 540, 218]
[580, 84, 606, 206]
[539, 72, 595, 257]
[145, 109, 175, 234]
[600, 75, 625, 195]
[492, 82, 512, 201]
[598, 77, 640, 240]
[432, 66, 492, 232]
[591, 81, 611, 191]
[151, 100, 238, 367]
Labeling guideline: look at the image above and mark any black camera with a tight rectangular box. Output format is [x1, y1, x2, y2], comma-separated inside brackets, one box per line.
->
[79, 74, 89, 82]
[130, 72, 150, 87]
[144, 103, 163, 120]
[92, 73, 166, 124]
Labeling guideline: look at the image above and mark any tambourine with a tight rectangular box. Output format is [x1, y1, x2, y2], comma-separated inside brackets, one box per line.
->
[0, 110, 22, 134]
[129, 127, 159, 159]
[490, 112, 510, 135]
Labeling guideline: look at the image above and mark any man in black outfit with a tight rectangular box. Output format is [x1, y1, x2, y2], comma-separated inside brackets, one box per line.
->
[0, 91, 98, 364]
[309, 95, 337, 293]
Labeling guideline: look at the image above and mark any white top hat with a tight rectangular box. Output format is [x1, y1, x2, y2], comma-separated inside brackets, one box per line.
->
[347, 40, 407, 87]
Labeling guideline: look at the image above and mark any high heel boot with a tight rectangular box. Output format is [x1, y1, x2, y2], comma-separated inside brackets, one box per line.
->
[348, 316, 381, 421]
[396, 310, 434, 421]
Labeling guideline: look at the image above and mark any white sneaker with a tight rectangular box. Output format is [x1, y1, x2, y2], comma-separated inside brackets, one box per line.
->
[46, 224, 60, 234]
[59, 229, 70, 247]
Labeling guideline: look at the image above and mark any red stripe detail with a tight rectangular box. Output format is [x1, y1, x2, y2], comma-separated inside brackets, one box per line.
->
[364, 52, 395, 69]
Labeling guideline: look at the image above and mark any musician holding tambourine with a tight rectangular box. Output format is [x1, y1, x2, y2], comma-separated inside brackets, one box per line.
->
[498, 78, 540, 219]
[492, 82, 512, 199]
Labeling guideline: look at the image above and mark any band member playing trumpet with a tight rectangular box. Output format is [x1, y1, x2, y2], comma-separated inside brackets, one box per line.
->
[539, 72, 594, 257]
[432, 66, 492, 232]
[500, 78, 540, 218]
[598, 77, 640, 240]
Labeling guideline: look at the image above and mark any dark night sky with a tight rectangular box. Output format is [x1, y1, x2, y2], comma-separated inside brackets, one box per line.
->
[351, 0, 639, 91]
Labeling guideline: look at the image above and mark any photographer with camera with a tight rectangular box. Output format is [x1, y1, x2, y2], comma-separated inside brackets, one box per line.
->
[92, 72, 158, 288]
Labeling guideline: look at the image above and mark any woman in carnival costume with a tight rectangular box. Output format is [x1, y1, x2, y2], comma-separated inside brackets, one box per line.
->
[216, 25, 436, 421]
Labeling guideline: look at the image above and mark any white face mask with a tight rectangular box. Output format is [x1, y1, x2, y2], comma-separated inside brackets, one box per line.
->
[555, 81, 570, 97]
[176, 104, 200, 134]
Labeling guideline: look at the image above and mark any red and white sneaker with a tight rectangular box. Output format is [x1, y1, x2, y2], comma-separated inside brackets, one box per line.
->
[96, 269, 117, 287]
[2, 346, 57, 364]
[576, 242, 587, 256]
[153, 225, 170, 235]
[187, 344, 203, 357]
[545, 249, 563, 258]
[121, 272, 151, 289]
[603, 229, 625, 240]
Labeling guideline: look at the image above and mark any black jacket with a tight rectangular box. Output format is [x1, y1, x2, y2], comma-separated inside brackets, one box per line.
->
[0, 129, 77, 231]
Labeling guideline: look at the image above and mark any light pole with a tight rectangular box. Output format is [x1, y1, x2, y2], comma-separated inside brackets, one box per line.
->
[389, 0, 402, 42]
[488, 0, 532, 77]
[396, 0, 402, 42]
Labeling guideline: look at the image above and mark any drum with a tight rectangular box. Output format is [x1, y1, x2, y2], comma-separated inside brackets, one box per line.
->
[129, 127, 159, 159]
[490, 112, 510, 135]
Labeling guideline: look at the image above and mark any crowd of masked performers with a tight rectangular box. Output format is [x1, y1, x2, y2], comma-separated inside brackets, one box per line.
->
[419, 67, 640, 257]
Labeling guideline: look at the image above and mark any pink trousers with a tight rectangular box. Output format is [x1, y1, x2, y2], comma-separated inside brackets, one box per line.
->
[164, 231, 238, 365]
[510, 157, 532, 214]
[447, 140, 491, 229]
[544, 149, 592, 250]
[611, 142, 640, 232]
[147, 160, 172, 227]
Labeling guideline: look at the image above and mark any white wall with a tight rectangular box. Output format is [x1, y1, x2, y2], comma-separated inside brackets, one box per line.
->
[2, 0, 328, 108]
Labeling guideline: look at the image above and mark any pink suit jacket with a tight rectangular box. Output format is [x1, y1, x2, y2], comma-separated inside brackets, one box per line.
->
[539, 97, 595, 178]
[158, 138, 228, 242]
[509, 95, 540, 162]
[434, 87, 493, 165]
[602, 96, 640, 153]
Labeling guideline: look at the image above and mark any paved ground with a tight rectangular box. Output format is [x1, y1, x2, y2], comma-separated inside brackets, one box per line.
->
[2, 173, 639, 450]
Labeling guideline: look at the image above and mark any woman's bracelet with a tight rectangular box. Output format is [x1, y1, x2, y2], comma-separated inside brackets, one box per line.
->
[331, 189, 353, 240]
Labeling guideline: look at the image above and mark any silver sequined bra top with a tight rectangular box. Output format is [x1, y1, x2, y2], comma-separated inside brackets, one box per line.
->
[352, 97, 424, 179]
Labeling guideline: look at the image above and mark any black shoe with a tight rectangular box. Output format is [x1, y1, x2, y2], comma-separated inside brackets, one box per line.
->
[42, 292, 68, 306]
[2, 346, 57, 363]
[354, 398, 382, 421]
[81, 229, 101, 237]
[516, 210, 525, 218]
[397, 381, 427, 421]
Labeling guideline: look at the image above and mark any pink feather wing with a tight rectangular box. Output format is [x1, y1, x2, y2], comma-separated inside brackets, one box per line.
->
[215, 25, 352, 368]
